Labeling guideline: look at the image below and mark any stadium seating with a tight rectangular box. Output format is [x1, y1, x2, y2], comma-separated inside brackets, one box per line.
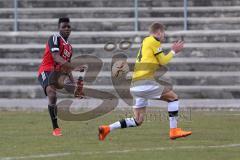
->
[0, 0, 239, 107]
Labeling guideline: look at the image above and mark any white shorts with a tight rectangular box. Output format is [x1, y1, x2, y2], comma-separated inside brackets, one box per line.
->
[130, 80, 164, 108]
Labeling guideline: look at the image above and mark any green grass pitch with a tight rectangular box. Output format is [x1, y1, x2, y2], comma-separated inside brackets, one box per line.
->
[0, 109, 240, 160]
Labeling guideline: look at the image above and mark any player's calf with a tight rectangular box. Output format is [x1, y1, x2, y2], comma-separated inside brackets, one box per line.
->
[46, 86, 62, 136]
[161, 91, 192, 140]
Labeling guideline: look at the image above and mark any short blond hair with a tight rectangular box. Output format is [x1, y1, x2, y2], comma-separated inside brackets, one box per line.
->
[149, 22, 165, 34]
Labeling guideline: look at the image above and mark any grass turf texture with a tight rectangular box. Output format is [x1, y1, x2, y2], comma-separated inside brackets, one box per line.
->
[0, 109, 240, 160]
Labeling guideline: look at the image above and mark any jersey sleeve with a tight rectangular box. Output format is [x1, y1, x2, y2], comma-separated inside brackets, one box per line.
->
[48, 34, 60, 54]
[154, 48, 174, 65]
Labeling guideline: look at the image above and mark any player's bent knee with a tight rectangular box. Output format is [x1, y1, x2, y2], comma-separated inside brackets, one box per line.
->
[173, 92, 178, 99]
[172, 93, 178, 101]
[136, 120, 144, 126]
[168, 91, 178, 99]
[135, 117, 144, 126]
[133, 107, 146, 126]
[163, 91, 178, 102]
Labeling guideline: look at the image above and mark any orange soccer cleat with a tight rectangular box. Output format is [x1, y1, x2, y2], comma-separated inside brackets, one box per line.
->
[98, 125, 110, 141]
[169, 128, 192, 140]
[52, 128, 62, 136]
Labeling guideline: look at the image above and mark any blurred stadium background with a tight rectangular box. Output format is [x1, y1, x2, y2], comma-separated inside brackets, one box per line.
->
[0, 0, 240, 110]
[1, 1, 240, 160]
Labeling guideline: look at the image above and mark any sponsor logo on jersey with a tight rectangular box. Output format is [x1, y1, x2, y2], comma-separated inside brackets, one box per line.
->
[64, 49, 71, 58]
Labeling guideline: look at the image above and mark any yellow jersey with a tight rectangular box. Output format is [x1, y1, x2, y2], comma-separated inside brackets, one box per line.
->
[132, 36, 174, 82]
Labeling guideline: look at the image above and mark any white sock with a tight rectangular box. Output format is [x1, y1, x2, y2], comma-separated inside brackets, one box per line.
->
[169, 117, 177, 128]
[168, 100, 179, 129]
[109, 117, 138, 131]
[109, 121, 121, 131]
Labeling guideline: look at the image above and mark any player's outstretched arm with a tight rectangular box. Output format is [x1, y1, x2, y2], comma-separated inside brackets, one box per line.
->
[52, 54, 87, 73]
[155, 40, 184, 66]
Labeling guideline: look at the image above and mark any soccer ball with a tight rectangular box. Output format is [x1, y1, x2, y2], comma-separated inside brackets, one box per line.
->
[112, 60, 129, 78]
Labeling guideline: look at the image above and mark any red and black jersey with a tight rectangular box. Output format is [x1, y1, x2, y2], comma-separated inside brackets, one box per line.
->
[38, 33, 73, 76]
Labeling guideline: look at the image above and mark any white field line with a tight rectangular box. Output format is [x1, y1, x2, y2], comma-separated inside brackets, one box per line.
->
[0, 153, 71, 160]
[79, 143, 240, 155]
[1, 143, 240, 159]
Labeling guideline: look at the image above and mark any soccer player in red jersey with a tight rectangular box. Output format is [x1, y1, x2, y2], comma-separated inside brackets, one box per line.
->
[38, 17, 83, 136]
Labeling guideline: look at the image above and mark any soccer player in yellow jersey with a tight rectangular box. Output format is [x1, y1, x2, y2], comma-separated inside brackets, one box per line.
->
[99, 22, 192, 140]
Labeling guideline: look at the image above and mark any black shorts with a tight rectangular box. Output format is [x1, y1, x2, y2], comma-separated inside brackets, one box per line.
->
[38, 71, 55, 96]
[38, 71, 72, 96]
[38, 71, 67, 96]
